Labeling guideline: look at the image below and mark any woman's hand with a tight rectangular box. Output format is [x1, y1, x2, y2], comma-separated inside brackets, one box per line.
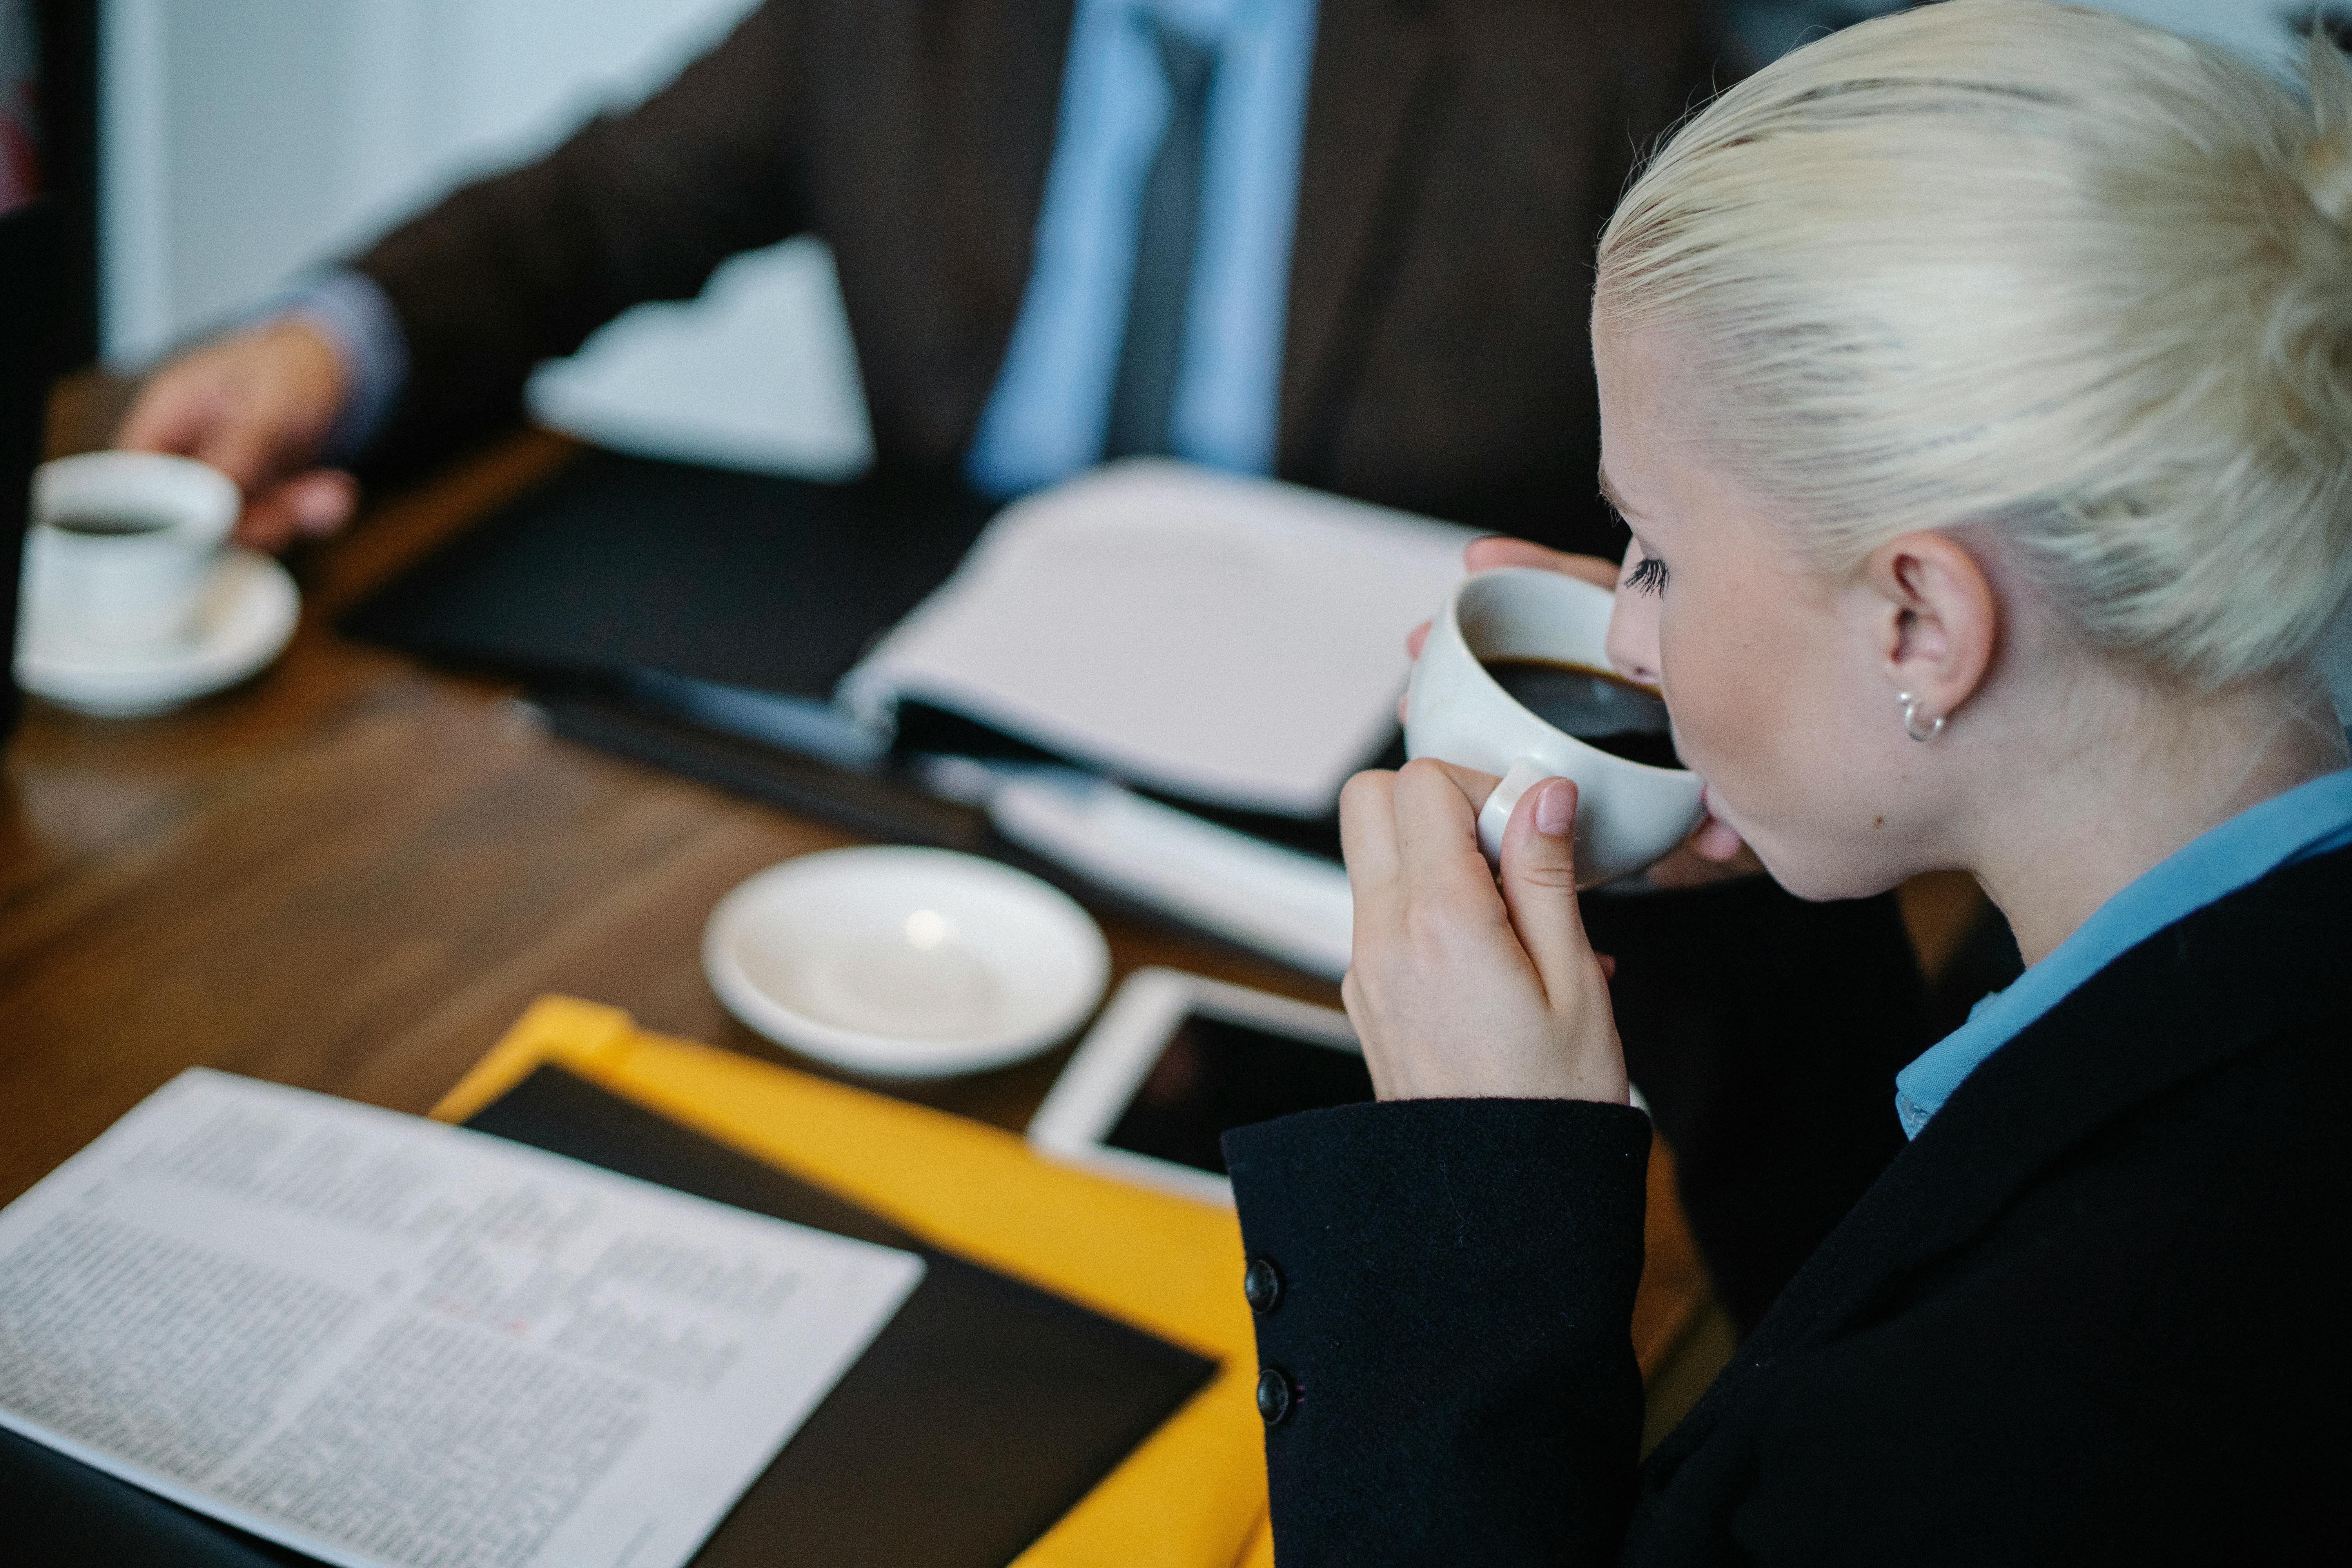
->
[1464, 534, 1624, 589]
[1339, 758, 1628, 1104]
[1642, 791, 1765, 888]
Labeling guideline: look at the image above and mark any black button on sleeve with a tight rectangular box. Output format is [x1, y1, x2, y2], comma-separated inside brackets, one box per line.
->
[1226, 1098, 1653, 1561]
[1243, 1255, 1282, 1314]
[1256, 1364, 1294, 1426]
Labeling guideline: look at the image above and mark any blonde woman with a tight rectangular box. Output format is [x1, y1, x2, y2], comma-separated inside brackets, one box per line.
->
[1225, 4, 2352, 1560]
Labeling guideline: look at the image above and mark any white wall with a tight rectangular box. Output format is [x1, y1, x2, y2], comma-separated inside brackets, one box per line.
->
[101, 0, 873, 475]
[102, 0, 764, 358]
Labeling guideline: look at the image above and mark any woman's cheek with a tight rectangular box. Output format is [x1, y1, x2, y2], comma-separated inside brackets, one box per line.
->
[1659, 615, 1772, 816]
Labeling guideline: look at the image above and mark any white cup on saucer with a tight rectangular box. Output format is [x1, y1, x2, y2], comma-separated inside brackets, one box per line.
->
[1405, 566, 1706, 887]
[24, 452, 241, 653]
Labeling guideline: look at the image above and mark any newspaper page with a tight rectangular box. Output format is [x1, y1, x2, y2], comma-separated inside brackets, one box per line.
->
[0, 1069, 924, 1568]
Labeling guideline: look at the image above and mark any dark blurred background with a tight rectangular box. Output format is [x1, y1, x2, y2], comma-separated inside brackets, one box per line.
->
[0, 0, 2312, 748]
[43, 2, 2308, 486]
[3, 1, 97, 743]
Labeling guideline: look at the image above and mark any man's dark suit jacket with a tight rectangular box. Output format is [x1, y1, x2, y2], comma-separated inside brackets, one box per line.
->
[1225, 844, 2352, 1563]
[350, 0, 1712, 546]
[343, 0, 1934, 1331]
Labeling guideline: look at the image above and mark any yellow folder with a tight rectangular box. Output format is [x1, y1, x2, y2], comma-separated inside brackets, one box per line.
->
[433, 995, 1275, 1568]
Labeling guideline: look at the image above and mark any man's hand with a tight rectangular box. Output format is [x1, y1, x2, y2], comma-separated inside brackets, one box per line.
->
[1340, 759, 1627, 1103]
[1404, 534, 1764, 887]
[115, 319, 360, 551]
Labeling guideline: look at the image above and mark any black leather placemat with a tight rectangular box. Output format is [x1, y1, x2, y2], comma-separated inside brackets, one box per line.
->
[342, 449, 997, 700]
[4, 1066, 1217, 1568]
[463, 1066, 1218, 1568]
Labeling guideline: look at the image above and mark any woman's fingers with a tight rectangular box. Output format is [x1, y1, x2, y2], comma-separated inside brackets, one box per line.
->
[1345, 760, 1502, 893]
[1496, 779, 1599, 998]
[1693, 817, 1751, 862]
[1338, 770, 1403, 893]
[1392, 760, 1503, 908]
[1337, 761, 1628, 1104]
[1399, 619, 1431, 725]
[1412, 757, 1503, 804]
[1463, 536, 1622, 590]
[1635, 790, 1767, 888]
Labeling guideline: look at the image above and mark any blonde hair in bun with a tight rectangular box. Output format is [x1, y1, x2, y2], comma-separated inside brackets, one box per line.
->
[1597, 0, 2352, 691]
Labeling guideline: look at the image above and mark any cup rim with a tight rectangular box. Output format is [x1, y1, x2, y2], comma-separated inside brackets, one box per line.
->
[33, 451, 241, 546]
[1445, 566, 1693, 779]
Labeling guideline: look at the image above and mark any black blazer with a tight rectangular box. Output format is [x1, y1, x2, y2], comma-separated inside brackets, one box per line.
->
[1226, 845, 2352, 1563]
[348, 0, 1713, 545]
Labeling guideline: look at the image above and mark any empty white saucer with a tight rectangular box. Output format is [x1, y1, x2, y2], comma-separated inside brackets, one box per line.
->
[15, 548, 299, 718]
[703, 846, 1112, 1079]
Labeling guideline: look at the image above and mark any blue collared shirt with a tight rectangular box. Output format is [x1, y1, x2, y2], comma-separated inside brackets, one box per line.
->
[309, 0, 1319, 493]
[965, 0, 1318, 496]
[285, 269, 409, 463]
[1895, 766, 2352, 1137]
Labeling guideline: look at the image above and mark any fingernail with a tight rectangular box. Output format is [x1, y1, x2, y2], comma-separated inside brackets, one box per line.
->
[1534, 779, 1574, 837]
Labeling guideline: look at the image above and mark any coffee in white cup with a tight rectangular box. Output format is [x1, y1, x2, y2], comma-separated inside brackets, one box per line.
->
[25, 452, 241, 653]
[1405, 567, 1705, 886]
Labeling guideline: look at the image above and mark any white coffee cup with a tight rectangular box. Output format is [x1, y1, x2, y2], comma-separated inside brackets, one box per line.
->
[1405, 567, 1705, 887]
[24, 452, 241, 653]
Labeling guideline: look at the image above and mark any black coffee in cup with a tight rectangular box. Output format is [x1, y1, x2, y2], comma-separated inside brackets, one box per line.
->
[47, 510, 177, 537]
[1480, 656, 1678, 768]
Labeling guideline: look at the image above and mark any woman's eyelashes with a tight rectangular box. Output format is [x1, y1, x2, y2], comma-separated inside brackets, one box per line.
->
[1626, 554, 1669, 596]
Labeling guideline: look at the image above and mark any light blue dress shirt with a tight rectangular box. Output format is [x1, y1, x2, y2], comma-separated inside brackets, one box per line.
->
[287, 270, 408, 463]
[1894, 766, 2352, 1137]
[305, 0, 1319, 494]
[965, 0, 1318, 496]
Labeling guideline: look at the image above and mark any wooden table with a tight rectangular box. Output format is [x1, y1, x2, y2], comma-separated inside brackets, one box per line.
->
[0, 417, 1717, 1389]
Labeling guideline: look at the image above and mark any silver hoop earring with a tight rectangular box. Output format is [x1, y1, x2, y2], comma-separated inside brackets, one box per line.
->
[1898, 691, 1945, 744]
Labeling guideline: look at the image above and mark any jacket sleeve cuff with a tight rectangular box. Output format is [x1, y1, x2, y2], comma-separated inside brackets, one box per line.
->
[1223, 1097, 1652, 1567]
[283, 269, 410, 463]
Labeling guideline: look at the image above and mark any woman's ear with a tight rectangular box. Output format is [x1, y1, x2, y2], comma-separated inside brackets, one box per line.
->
[1864, 532, 1998, 728]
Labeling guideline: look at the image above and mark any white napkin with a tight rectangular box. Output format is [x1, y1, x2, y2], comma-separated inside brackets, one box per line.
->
[526, 237, 875, 479]
[839, 460, 1476, 818]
